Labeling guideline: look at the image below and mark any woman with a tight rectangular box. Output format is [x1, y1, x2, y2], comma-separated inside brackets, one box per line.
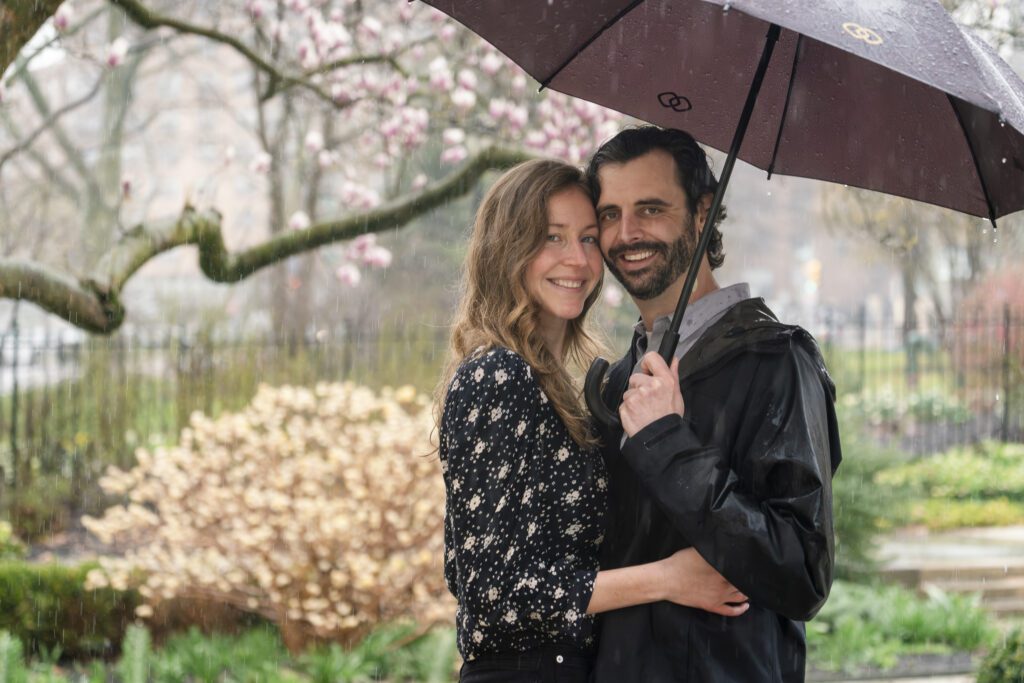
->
[436, 159, 747, 682]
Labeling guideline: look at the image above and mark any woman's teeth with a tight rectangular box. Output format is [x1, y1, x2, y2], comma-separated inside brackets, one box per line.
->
[551, 279, 584, 289]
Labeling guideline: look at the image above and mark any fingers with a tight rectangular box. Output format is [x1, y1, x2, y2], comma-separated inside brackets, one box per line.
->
[712, 601, 750, 617]
[639, 352, 674, 379]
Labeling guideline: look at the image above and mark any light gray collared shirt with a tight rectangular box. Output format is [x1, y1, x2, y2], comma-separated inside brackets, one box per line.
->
[622, 283, 751, 446]
[632, 282, 751, 365]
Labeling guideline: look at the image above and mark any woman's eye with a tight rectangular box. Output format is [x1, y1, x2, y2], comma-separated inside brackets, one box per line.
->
[547, 234, 561, 242]
[581, 235, 598, 244]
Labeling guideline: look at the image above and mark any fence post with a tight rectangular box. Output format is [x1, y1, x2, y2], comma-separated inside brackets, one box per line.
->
[9, 306, 19, 489]
[1003, 302, 1011, 443]
[858, 304, 867, 393]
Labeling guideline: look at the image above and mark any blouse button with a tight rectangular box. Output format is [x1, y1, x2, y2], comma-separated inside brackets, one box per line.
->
[556, 655, 564, 664]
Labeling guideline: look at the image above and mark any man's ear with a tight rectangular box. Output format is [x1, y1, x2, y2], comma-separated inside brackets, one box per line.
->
[696, 193, 714, 234]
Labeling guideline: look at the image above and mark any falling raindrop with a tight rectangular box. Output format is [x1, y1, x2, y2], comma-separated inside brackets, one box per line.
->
[723, 1, 732, 11]
[766, 190, 772, 197]
[1002, 157, 1008, 164]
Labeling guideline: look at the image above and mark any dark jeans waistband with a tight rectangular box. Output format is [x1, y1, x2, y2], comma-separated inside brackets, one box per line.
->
[461, 645, 592, 679]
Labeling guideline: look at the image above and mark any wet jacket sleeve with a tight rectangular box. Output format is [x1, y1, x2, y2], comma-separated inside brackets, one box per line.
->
[621, 345, 836, 620]
[441, 350, 596, 644]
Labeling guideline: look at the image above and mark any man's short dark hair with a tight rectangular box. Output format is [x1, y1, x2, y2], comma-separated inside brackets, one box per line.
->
[586, 126, 726, 270]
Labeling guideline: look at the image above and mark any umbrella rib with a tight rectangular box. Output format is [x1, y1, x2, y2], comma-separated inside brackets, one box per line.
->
[946, 94, 998, 227]
[538, 0, 648, 90]
[767, 33, 803, 180]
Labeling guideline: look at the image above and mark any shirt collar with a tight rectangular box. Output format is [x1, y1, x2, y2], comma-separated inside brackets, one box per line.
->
[633, 282, 751, 352]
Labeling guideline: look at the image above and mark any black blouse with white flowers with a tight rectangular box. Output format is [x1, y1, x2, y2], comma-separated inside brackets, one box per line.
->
[440, 347, 608, 661]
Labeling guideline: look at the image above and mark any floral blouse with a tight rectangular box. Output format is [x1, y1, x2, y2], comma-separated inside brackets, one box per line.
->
[440, 347, 608, 661]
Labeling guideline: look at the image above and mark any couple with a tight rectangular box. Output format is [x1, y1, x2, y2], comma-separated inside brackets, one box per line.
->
[436, 126, 842, 682]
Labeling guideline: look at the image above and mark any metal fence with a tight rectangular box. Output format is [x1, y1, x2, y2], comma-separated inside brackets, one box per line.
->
[0, 306, 1021, 496]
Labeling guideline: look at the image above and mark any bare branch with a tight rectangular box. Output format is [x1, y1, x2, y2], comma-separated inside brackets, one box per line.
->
[109, 0, 344, 108]
[0, 146, 532, 333]
[0, 75, 105, 172]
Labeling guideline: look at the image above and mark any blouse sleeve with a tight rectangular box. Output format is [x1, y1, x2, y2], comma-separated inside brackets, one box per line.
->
[441, 349, 596, 646]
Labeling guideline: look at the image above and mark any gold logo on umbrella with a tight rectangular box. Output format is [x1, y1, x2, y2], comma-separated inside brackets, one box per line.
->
[843, 22, 883, 45]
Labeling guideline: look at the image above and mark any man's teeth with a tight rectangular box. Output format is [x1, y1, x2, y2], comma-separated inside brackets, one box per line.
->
[551, 279, 584, 289]
[623, 250, 655, 262]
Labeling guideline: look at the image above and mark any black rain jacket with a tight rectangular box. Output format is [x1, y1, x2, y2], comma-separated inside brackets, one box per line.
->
[592, 297, 842, 683]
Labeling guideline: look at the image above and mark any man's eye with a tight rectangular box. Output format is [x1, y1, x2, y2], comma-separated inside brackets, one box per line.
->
[599, 211, 618, 222]
[642, 207, 661, 215]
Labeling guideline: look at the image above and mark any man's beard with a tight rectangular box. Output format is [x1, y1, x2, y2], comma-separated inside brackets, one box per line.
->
[604, 217, 696, 301]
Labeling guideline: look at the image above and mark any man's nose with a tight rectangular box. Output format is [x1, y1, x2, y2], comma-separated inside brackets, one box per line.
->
[618, 213, 643, 242]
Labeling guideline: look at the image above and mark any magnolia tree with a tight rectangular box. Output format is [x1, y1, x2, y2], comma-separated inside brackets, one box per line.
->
[83, 381, 451, 650]
[0, 0, 623, 335]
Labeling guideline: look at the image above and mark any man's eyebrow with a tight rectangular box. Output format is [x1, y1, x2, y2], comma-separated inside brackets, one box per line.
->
[635, 197, 672, 207]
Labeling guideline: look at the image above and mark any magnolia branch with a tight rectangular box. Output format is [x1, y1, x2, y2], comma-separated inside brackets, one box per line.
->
[0, 146, 531, 334]
[108, 0, 375, 108]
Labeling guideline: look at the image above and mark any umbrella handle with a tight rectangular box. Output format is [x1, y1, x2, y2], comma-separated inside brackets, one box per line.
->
[584, 357, 621, 429]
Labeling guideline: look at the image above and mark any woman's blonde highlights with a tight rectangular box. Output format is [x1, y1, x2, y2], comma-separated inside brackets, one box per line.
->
[436, 159, 604, 447]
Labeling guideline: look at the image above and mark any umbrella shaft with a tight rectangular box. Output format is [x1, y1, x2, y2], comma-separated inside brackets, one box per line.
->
[658, 23, 782, 362]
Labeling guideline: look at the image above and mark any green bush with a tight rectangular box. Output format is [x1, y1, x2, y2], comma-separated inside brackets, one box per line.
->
[808, 580, 997, 672]
[876, 441, 1024, 501]
[841, 388, 971, 429]
[0, 631, 28, 683]
[0, 561, 138, 659]
[978, 628, 1024, 683]
[3, 476, 73, 543]
[832, 413, 909, 580]
[0, 521, 26, 560]
[906, 497, 1024, 530]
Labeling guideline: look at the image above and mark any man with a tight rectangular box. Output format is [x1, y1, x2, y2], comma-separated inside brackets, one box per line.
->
[586, 126, 842, 682]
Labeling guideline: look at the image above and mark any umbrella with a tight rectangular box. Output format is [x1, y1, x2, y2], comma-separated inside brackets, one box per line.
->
[421, 0, 1024, 427]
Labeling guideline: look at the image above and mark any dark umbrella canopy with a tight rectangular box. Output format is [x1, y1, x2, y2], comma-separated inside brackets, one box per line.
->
[423, 0, 1024, 222]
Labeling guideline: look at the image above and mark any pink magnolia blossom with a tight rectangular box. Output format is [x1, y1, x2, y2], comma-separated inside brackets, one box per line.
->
[54, 5, 74, 32]
[304, 130, 324, 154]
[318, 150, 337, 169]
[511, 73, 527, 95]
[346, 234, 377, 262]
[223, 146, 236, 165]
[603, 284, 624, 308]
[359, 16, 383, 40]
[411, 174, 428, 191]
[429, 57, 454, 91]
[442, 128, 465, 146]
[335, 264, 362, 286]
[244, 0, 267, 20]
[440, 24, 457, 42]
[288, 211, 311, 231]
[363, 246, 393, 269]
[106, 38, 129, 68]
[507, 105, 529, 131]
[441, 145, 468, 165]
[488, 99, 509, 120]
[457, 69, 478, 90]
[249, 152, 272, 174]
[480, 52, 504, 76]
[451, 88, 476, 111]
[120, 175, 133, 199]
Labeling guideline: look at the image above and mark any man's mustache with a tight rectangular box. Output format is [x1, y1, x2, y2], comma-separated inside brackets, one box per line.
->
[606, 241, 668, 263]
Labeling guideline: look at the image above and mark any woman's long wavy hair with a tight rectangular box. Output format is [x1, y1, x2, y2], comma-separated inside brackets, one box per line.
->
[435, 159, 604, 447]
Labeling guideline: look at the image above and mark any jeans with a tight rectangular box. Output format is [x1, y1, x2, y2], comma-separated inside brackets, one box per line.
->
[459, 646, 592, 683]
